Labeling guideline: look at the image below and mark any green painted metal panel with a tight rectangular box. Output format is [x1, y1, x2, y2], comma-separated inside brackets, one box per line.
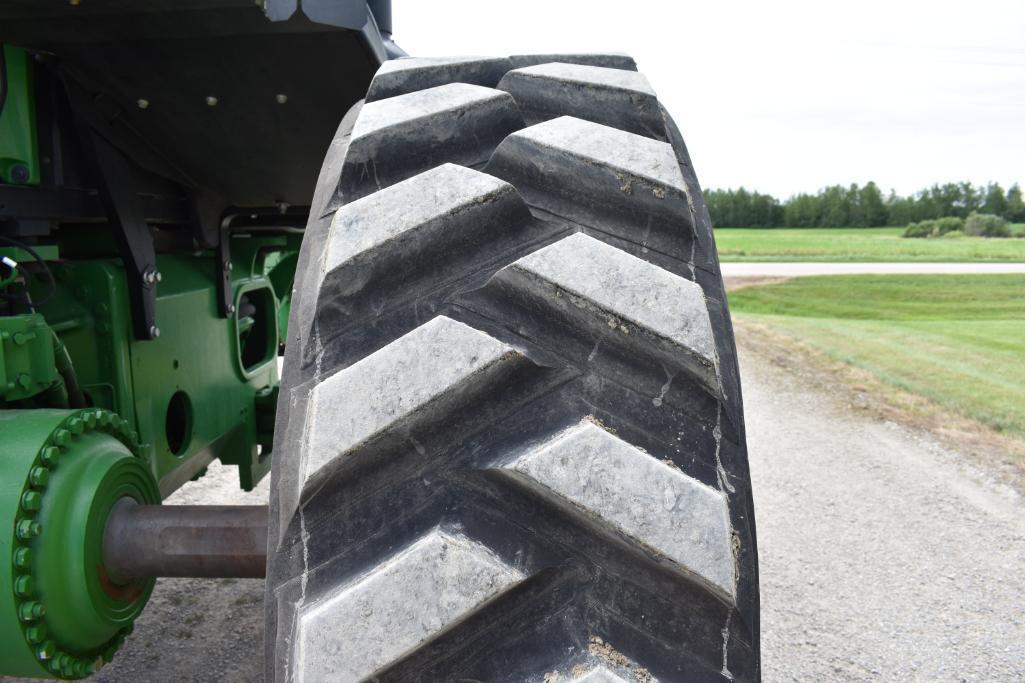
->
[0, 45, 40, 186]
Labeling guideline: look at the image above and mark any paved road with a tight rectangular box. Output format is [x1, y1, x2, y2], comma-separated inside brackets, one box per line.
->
[79, 335, 1025, 682]
[721, 261, 1025, 277]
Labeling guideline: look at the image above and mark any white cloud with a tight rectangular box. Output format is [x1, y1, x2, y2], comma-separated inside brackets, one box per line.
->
[391, 0, 1025, 197]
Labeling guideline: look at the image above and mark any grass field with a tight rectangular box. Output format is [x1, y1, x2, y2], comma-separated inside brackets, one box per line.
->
[729, 274, 1025, 437]
[715, 226, 1025, 262]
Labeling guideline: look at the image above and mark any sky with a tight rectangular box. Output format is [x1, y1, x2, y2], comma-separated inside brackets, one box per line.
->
[391, 0, 1025, 199]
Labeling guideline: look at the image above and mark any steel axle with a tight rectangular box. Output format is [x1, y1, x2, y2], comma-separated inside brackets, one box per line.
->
[102, 500, 268, 581]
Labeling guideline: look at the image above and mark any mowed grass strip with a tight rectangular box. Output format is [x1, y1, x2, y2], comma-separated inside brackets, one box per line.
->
[730, 274, 1025, 437]
[715, 227, 1025, 262]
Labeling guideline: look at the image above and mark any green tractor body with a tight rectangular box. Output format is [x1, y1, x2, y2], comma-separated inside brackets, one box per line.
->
[0, 1, 391, 676]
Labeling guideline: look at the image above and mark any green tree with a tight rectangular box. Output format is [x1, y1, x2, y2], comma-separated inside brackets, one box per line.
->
[820, 185, 850, 227]
[783, 193, 820, 227]
[1006, 184, 1025, 223]
[859, 181, 887, 226]
[982, 183, 1007, 217]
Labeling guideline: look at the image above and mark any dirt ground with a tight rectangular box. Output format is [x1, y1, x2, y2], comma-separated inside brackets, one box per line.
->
[63, 324, 1024, 681]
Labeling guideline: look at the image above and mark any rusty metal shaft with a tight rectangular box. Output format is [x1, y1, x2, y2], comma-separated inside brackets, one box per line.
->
[103, 499, 267, 580]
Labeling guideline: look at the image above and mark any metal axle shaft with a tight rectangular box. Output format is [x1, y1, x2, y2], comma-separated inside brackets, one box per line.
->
[103, 500, 267, 581]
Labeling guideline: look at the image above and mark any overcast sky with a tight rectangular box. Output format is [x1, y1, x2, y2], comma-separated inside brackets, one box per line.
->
[391, 0, 1025, 199]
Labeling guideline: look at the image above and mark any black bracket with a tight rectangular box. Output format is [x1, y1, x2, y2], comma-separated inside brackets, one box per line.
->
[90, 133, 161, 341]
[216, 224, 233, 319]
[187, 192, 233, 319]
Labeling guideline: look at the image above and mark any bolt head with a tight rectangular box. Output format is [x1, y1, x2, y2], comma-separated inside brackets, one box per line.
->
[40, 446, 60, 466]
[14, 575, 36, 597]
[10, 165, 30, 183]
[227, 304, 236, 316]
[29, 466, 50, 488]
[149, 326, 161, 339]
[14, 546, 33, 569]
[275, 93, 288, 104]
[136, 99, 150, 109]
[19, 601, 45, 622]
[21, 491, 42, 512]
[36, 640, 56, 661]
[16, 520, 41, 539]
[25, 624, 47, 645]
[205, 95, 218, 107]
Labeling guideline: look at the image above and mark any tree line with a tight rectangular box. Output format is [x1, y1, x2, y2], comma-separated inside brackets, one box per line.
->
[705, 181, 1025, 228]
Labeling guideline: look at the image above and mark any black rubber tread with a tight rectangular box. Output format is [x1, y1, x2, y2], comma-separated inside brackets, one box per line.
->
[364, 56, 513, 102]
[509, 53, 638, 71]
[497, 62, 666, 140]
[267, 55, 758, 682]
[334, 82, 525, 203]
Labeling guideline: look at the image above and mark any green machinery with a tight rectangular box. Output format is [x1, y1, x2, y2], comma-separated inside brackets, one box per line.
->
[0, 1, 396, 677]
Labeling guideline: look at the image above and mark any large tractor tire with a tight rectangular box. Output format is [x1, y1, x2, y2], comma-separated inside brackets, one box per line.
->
[266, 55, 759, 682]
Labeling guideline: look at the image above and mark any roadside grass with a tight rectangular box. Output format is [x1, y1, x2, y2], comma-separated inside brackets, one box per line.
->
[714, 227, 1025, 262]
[729, 274, 1025, 438]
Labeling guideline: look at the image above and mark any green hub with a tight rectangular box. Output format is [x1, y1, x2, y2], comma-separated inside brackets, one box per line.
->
[0, 409, 158, 679]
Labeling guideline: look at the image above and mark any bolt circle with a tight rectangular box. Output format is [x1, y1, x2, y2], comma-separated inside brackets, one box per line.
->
[8, 408, 152, 677]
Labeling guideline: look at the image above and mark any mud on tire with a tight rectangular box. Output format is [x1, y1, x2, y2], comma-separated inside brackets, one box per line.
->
[266, 54, 759, 682]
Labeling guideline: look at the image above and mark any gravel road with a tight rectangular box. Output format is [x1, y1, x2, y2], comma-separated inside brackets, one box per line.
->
[742, 337, 1025, 680]
[76, 333, 1025, 682]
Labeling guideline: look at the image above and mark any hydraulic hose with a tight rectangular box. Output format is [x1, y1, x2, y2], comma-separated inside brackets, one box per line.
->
[51, 329, 87, 408]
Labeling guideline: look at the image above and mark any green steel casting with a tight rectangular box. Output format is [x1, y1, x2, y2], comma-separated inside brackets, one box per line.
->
[0, 408, 158, 679]
[0, 314, 58, 402]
